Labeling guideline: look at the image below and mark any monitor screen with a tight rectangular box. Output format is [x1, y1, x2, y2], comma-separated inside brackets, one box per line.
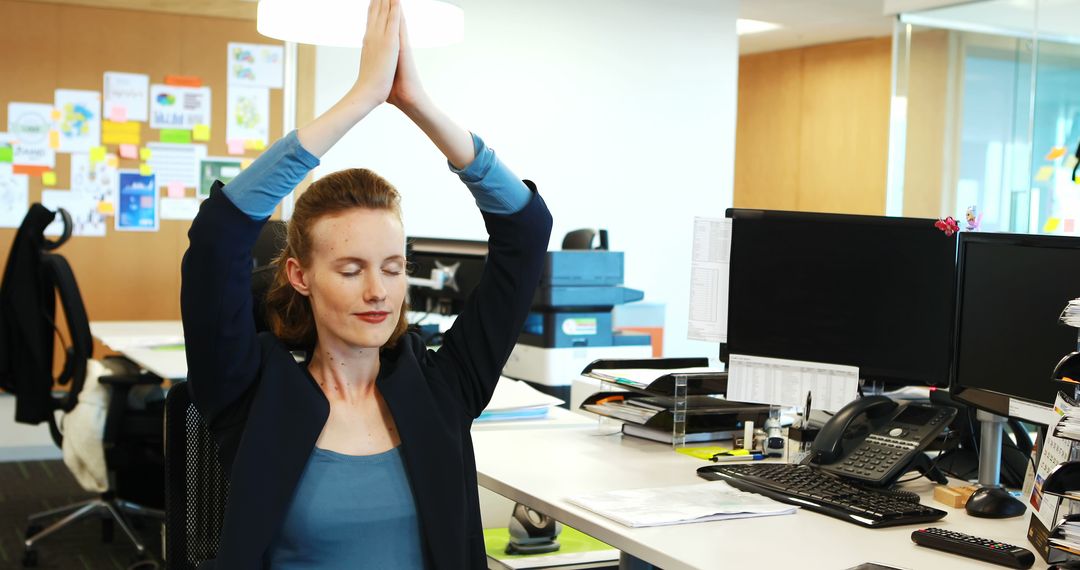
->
[950, 232, 1080, 421]
[406, 236, 487, 316]
[725, 209, 957, 386]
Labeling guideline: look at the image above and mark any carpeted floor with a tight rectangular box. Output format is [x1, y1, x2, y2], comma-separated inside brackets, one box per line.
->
[0, 460, 161, 569]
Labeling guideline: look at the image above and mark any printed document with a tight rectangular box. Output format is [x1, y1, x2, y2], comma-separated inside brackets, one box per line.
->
[727, 354, 858, 413]
[687, 217, 730, 343]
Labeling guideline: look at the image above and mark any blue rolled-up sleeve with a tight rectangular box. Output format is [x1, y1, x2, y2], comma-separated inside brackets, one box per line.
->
[222, 130, 321, 220]
[449, 133, 531, 215]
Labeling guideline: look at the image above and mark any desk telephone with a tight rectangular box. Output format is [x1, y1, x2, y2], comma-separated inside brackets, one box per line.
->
[810, 396, 956, 487]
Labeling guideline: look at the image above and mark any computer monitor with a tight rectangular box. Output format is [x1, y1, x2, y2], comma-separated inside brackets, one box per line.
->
[949, 231, 1080, 425]
[406, 236, 487, 315]
[724, 209, 958, 387]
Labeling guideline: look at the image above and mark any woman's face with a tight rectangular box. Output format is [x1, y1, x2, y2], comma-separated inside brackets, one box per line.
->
[287, 207, 407, 350]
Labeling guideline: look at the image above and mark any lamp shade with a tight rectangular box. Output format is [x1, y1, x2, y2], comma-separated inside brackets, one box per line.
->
[257, 0, 464, 48]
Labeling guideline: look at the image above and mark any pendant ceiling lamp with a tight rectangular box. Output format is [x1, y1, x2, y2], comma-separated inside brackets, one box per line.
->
[257, 0, 464, 48]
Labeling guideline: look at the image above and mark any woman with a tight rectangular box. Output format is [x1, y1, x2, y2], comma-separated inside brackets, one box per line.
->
[180, 1, 552, 567]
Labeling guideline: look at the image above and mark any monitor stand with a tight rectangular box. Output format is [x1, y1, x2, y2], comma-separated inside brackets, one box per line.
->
[965, 411, 1026, 518]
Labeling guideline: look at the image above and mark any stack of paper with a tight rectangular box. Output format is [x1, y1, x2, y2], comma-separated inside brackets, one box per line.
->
[1053, 392, 1080, 443]
[476, 377, 565, 423]
[1062, 298, 1080, 328]
[586, 367, 719, 390]
[1050, 519, 1080, 555]
[567, 481, 796, 527]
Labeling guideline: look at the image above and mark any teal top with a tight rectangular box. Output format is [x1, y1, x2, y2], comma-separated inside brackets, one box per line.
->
[266, 446, 425, 569]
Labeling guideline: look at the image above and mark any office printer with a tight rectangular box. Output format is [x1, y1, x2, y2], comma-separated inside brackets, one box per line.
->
[503, 250, 652, 405]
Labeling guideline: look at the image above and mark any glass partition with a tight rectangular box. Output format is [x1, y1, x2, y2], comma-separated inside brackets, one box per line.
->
[888, 0, 1080, 235]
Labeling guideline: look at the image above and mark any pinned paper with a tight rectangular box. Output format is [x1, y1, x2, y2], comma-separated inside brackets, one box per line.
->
[166, 181, 185, 198]
[193, 124, 211, 141]
[109, 106, 127, 123]
[1047, 147, 1068, 161]
[105, 155, 119, 169]
[48, 130, 60, 149]
[42, 171, 57, 186]
[119, 144, 138, 159]
[227, 139, 245, 155]
[0, 146, 12, 163]
[1036, 166, 1055, 182]
[241, 158, 253, 170]
[1067, 219, 1076, 233]
[139, 163, 153, 176]
[139, 147, 152, 161]
[160, 129, 192, 144]
[89, 146, 106, 163]
[1069, 156, 1079, 169]
[244, 138, 266, 151]
[97, 201, 115, 215]
[1045, 217, 1062, 232]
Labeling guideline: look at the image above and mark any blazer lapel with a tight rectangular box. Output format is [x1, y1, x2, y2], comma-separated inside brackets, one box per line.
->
[214, 335, 328, 568]
[378, 347, 469, 569]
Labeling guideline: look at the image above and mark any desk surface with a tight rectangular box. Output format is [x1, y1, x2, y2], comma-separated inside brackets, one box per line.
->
[472, 426, 1044, 570]
[90, 320, 187, 380]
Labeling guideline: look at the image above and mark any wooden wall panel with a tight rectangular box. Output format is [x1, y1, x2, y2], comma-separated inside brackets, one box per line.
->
[733, 49, 802, 211]
[734, 37, 894, 216]
[902, 29, 952, 218]
[0, 0, 312, 374]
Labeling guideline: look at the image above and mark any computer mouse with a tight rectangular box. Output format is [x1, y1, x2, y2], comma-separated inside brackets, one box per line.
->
[964, 487, 1026, 518]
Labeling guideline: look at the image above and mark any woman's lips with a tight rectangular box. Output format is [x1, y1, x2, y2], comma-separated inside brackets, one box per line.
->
[355, 311, 389, 324]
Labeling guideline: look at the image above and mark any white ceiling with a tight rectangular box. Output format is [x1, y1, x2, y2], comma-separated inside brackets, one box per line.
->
[739, 0, 897, 54]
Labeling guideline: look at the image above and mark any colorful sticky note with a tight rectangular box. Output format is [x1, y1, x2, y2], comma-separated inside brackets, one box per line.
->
[50, 109, 61, 121]
[166, 181, 186, 198]
[48, 130, 60, 150]
[1067, 219, 1076, 233]
[102, 120, 141, 145]
[140, 163, 153, 176]
[89, 146, 107, 164]
[0, 146, 12, 163]
[244, 139, 266, 151]
[42, 171, 57, 186]
[1035, 166, 1055, 182]
[160, 129, 192, 144]
[106, 155, 119, 169]
[164, 75, 202, 87]
[193, 124, 211, 142]
[1047, 146, 1068, 161]
[227, 139, 246, 156]
[97, 201, 115, 215]
[109, 106, 128, 123]
[240, 159, 254, 170]
[139, 147, 152, 161]
[119, 144, 138, 160]
[1045, 217, 1062, 232]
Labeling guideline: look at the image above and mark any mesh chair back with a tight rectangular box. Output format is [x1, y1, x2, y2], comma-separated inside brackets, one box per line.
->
[165, 382, 230, 569]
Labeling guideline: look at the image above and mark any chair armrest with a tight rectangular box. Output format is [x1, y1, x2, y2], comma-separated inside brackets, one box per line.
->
[99, 373, 164, 387]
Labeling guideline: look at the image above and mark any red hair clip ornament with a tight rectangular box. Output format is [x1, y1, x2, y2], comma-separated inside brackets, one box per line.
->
[935, 216, 959, 237]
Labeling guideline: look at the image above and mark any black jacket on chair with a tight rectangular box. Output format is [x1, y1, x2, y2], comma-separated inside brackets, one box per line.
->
[0, 204, 65, 424]
[180, 182, 552, 569]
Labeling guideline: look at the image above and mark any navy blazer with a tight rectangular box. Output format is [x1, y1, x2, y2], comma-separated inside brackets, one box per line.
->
[180, 181, 552, 569]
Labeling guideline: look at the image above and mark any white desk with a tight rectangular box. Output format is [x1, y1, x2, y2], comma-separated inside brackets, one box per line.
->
[90, 320, 187, 380]
[472, 426, 1045, 570]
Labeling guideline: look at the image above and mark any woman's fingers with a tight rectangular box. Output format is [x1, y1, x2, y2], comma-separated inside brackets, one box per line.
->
[387, 0, 401, 35]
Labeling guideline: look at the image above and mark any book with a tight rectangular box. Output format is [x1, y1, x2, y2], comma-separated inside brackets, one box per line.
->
[621, 422, 735, 444]
[483, 526, 618, 569]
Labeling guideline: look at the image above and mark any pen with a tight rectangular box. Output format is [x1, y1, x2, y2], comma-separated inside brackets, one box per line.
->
[803, 390, 813, 428]
[711, 453, 765, 463]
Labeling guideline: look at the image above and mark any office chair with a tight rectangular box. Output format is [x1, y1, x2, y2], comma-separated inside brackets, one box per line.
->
[251, 219, 287, 268]
[0, 205, 165, 567]
[561, 228, 609, 250]
[164, 381, 230, 569]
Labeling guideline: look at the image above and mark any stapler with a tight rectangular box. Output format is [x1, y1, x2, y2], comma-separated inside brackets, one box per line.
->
[505, 503, 562, 555]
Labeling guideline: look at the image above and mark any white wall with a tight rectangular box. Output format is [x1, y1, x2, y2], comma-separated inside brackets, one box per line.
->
[314, 0, 739, 359]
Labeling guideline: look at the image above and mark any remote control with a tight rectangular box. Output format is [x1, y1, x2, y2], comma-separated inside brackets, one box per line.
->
[910, 527, 1035, 569]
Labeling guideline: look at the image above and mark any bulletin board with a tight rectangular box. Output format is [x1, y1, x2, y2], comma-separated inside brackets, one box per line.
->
[0, 0, 296, 367]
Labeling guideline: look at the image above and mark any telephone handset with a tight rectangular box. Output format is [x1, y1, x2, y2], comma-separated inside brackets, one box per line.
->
[810, 396, 956, 487]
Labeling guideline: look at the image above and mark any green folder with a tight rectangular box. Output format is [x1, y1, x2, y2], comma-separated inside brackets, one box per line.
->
[483, 526, 618, 569]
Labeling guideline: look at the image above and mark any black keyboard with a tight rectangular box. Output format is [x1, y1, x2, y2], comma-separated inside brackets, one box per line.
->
[697, 463, 947, 528]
